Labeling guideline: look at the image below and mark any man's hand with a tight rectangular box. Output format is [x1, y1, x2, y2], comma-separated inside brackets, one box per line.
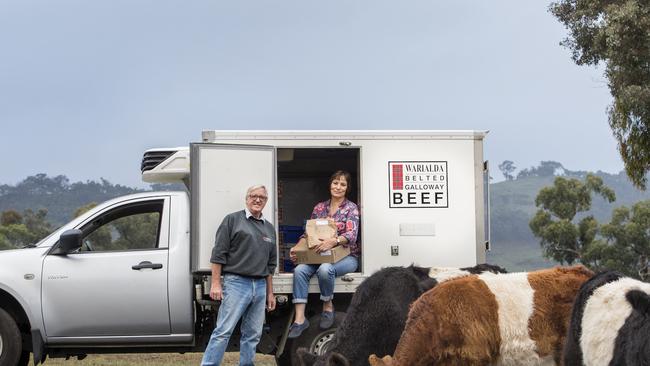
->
[267, 293, 276, 311]
[210, 283, 223, 301]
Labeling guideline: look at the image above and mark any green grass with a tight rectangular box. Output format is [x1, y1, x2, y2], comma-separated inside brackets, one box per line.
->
[33, 352, 277, 366]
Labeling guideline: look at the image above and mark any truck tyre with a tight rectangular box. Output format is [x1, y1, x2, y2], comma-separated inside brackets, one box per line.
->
[16, 351, 29, 366]
[0, 307, 22, 366]
[284, 311, 346, 366]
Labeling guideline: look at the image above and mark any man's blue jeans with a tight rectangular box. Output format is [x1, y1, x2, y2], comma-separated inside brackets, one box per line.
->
[292, 256, 358, 303]
[201, 274, 267, 366]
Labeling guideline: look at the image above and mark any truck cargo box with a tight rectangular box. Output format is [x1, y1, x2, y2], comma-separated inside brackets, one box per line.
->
[190, 130, 489, 276]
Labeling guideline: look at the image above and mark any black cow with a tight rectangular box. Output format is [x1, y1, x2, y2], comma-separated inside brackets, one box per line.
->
[297, 263, 507, 366]
[564, 270, 650, 366]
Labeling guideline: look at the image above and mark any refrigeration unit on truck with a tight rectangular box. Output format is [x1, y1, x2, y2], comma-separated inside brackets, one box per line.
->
[0, 130, 490, 366]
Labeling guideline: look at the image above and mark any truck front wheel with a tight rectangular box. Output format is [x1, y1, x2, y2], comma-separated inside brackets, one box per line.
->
[0, 307, 23, 366]
[286, 311, 346, 365]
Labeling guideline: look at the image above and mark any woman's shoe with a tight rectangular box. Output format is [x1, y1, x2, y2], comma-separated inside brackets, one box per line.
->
[319, 311, 335, 329]
[287, 319, 310, 339]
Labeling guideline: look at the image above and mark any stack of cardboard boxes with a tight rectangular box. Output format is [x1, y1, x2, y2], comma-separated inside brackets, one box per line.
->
[293, 219, 350, 264]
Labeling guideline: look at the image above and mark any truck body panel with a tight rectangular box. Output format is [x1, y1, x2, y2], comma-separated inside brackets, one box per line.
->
[197, 130, 488, 275]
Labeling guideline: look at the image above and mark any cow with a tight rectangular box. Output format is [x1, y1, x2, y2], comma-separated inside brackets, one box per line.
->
[296, 263, 507, 366]
[564, 270, 650, 366]
[368, 265, 593, 366]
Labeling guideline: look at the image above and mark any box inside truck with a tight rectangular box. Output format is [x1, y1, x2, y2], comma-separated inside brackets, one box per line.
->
[276, 147, 360, 273]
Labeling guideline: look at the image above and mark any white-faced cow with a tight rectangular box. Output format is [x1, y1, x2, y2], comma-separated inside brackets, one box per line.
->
[564, 270, 650, 366]
[369, 265, 593, 366]
[297, 263, 507, 366]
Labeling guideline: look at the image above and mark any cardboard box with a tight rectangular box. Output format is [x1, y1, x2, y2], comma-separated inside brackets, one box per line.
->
[293, 239, 350, 264]
[305, 218, 337, 248]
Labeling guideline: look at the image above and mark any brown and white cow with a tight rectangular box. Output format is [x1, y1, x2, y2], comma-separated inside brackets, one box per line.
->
[368, 265, 593, 366]
[296, 264, 507, 366]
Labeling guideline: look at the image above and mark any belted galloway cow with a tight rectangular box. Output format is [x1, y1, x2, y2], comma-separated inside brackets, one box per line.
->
[564, 270, 650, 366]
[297, 263, 507, 366]
[369, 265, 593, 366]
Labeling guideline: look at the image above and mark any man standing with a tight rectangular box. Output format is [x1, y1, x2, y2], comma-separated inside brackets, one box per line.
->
[201, 185, 277, 366]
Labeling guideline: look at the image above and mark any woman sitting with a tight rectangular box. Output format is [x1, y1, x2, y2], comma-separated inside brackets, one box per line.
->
[288, 170, 360, 338]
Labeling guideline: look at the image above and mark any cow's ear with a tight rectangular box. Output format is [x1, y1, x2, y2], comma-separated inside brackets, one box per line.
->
[418, 278, 438, 293]
[297, 348, 317, 366]
[627, 290, 650, 314]
[327, 352, 350, 366]
[369, 354, 391, 366]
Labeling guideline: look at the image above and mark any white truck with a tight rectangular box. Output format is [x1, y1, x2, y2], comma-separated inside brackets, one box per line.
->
[0, 130, 489, 366]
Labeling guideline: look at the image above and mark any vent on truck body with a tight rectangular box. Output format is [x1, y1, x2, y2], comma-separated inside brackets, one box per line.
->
[141, 150, 176, 173]
[141, 148, 190, 184]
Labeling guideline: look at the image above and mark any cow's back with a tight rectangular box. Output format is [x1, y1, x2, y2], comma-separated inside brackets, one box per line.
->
[563, 270, 624, 366]
[526, 265, 594, 364]
[373, 266, 593, 366]
[578, 275, 650, 366]
[392, 274, 502, 366]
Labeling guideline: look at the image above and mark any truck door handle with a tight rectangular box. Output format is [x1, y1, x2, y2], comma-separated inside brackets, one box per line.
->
[132, 261, 163, 270]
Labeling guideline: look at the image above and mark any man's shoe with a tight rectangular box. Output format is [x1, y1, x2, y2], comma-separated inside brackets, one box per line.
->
[319, 311, 335, 329]
[287, 319, 310, 339]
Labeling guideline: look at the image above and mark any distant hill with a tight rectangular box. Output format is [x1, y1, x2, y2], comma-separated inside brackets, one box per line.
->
[0, 174, 181, 226]
[2, 170, 650, 272]
[487, 170, 650, 271]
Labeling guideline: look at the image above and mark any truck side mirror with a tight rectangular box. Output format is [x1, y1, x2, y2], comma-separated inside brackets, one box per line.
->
[52, 229, 83, 255]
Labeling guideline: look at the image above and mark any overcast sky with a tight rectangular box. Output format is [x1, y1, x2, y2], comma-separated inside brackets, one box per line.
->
[0, 0, 617, 188]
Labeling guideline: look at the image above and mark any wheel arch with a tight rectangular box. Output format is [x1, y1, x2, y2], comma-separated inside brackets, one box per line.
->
[0, 288, 32, 336]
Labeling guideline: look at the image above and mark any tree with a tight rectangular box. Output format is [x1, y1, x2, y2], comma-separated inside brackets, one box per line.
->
[530, 174, 615, 264]
[22, 208, 53, 243]
[0, 224, 34, 248]
[517, 161, 565, 179]
[585, 201, 650, 280]
[550, 0, 650, 189]
[0, 232, 11, 250]
[74, 202, 98, 218]
[498, 160, 517, 180]
[1, 210, 22, 226]
[0, 208, 54, 249]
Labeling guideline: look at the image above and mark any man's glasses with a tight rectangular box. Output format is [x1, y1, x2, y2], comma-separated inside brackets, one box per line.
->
[248, 195, 268, 201]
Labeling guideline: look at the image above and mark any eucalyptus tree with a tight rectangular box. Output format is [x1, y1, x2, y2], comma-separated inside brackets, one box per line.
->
[530, 174, 615, 264]
[550, 0, 650, 188]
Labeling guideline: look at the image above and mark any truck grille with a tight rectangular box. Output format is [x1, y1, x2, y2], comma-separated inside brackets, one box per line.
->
[141, 151, 175, 173]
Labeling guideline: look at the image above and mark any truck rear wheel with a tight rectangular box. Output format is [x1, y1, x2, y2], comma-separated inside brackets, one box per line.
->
[0, 307, 22, 366]
[285, 311, 346, 365]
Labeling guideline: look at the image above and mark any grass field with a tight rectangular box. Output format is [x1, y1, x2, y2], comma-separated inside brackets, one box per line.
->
[33, 352, 277, 366]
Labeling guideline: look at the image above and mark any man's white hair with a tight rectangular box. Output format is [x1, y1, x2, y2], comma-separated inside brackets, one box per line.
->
[245, 185, 268, 199]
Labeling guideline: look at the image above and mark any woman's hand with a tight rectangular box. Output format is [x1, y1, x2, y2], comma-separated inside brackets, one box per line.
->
[290, 238, 307, 263]
[315, 237, 337, 253]
[289, 246, 298, 263]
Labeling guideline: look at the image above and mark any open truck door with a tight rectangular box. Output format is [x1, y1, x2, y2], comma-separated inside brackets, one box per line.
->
[190, 143, 276, 273]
